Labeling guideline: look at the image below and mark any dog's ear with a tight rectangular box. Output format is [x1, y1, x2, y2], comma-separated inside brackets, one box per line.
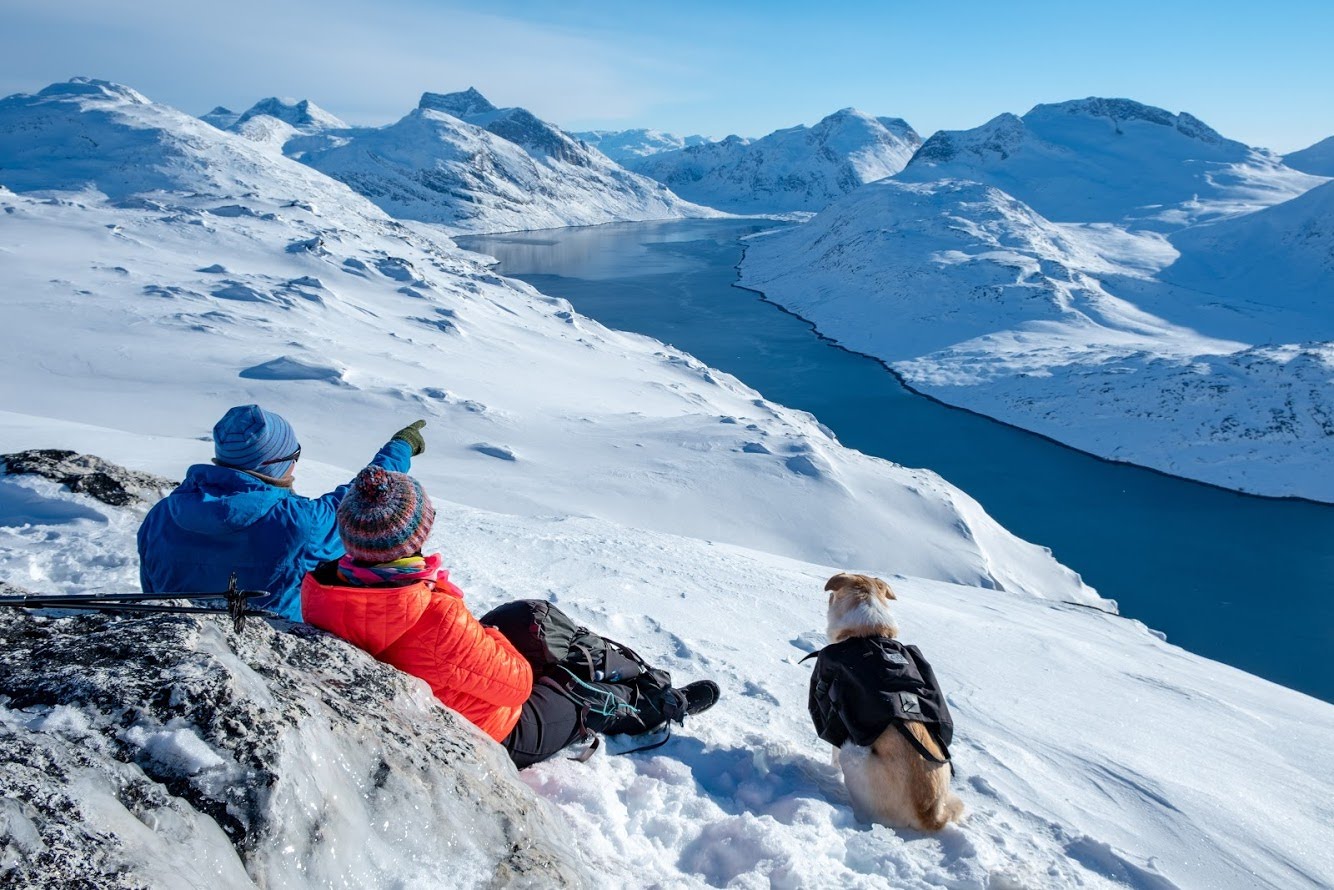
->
[824, 573, 853, 593]
[873, 577, 898, 601]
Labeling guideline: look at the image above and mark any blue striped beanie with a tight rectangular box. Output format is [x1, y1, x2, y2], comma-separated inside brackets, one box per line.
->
[213, 405, 300, 478]
[337, 467, 435, 563]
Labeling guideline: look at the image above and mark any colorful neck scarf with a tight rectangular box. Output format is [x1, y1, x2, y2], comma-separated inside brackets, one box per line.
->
[336, 552, 443, 588]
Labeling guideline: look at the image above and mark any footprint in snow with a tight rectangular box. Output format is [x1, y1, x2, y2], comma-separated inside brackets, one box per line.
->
[789, 630, 825, 654]
[740, 680, 780, 705]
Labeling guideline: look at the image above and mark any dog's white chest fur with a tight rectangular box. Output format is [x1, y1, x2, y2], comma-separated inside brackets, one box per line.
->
[828, 596, 898, 641]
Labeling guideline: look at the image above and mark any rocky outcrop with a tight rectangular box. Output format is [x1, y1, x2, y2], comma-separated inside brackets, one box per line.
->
[1, 450, 176, 506]
[0, 607, 588, 888]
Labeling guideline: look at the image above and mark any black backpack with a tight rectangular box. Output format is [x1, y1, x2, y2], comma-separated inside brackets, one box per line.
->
[479, 599, 680, 732]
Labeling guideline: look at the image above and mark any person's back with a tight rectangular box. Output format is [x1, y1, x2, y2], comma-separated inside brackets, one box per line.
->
[138, 404, 424, 620]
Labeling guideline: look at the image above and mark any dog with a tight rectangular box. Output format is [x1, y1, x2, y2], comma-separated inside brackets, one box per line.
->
[811, 572, 963, 831]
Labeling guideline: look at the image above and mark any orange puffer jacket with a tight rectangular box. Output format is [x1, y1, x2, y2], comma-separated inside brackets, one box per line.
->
[301, 562, 533, 741]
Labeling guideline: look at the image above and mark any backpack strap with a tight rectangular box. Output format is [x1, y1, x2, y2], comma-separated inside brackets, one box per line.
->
[891, 719, 951, 765]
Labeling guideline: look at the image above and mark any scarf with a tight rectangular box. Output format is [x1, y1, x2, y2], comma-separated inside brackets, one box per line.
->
[336, 552, 443, 588]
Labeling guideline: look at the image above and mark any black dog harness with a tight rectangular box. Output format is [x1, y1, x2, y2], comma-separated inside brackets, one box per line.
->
[803, 636, 954, 765]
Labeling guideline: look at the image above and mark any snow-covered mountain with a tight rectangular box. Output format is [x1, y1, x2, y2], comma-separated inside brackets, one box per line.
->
[286, 88, 715, 233]
[4, 78, 1334, 888]
[573, 128, 714, 163]
[740, 168, 1334, 499]
[630, 108, 922, 213]
[0, 78, 1085, 603]
[1284, 134, 1334, 175]
[200, 105, 241, 129]
[232, 96, 347, 132]
[898, 97, 1320, 229]
[1166, 177, 1334, 313]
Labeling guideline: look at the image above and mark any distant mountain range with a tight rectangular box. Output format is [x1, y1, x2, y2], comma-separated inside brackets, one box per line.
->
[741, 97, 1334, 500]
[628, 109, 922, 213]
[572, 129, 714, 163]
[205, 88, 715, 233]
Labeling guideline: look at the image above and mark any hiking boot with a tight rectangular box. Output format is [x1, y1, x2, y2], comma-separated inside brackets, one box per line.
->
[680, 680, 719, 717]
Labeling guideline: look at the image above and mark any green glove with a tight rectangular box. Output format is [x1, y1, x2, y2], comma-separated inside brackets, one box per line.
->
[392, 419, 426, 456]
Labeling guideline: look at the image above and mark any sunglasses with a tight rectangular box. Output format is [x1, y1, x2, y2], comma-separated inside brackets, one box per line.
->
[260, 445, 301, 467]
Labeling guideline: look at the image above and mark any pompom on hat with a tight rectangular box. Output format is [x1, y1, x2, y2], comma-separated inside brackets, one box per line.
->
[213, 405, 300, 478]
[337, 466, 435, 563]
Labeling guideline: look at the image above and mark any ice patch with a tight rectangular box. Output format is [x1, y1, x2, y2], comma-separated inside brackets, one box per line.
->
[120, 723, 226, 777]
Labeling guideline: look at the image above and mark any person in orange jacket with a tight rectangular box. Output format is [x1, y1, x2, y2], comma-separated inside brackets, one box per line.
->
[302, 466, 718, 767]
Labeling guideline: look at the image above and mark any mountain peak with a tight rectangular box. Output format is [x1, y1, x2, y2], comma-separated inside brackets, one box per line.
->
[233, 97, 346, 131]
[418, 88, 497, 118]
[1026, 97, 1225, 144]
[36, 78, 149, 105]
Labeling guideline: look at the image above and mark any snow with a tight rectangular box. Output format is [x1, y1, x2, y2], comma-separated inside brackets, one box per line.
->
[899, 98, 1322, 230]
[0, 81, 1083, 602]
[2, 443, 1333, 888]
[216, 86, 720, 234]
[630, 109, 921, 213]
[1284, 135, 1334, 176]
[3, 78, 1333, 888]
[573, 129, 715, 163]
[232, 97, 347, 132]
[741, 100, 1334, 500]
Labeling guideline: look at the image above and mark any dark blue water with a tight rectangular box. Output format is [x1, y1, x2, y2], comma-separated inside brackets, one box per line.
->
[460, 219, 1334, 703]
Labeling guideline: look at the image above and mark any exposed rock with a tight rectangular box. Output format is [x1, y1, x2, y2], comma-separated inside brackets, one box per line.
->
[1, 450, 176, 507]
[0, 608, 589, 888]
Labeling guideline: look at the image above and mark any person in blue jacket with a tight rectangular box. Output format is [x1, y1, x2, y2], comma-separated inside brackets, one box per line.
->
[137, 404, 426, 621]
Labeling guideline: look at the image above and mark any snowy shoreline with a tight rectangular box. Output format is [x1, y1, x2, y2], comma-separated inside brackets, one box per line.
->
[731, 261, 1334, 508]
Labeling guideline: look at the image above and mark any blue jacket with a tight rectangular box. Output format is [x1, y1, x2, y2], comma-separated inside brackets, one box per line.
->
[137, 439, 411, 621]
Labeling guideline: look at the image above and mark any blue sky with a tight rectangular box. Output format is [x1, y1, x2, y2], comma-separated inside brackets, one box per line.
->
[4, 0, 1332, 151]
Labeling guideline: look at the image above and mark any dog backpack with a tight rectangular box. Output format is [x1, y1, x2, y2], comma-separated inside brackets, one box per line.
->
[804, 636, 954, 764]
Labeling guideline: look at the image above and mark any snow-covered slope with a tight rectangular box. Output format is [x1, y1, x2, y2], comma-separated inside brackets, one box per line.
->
[741, 177, 1334, 499]
[573, 128, 713, 163]
[293, 88, 715, 234]
[1165, 177, 1334, 314]
[630, 109, 922, 213]
[2, 443, 1332, 889]
[0, 78, 1087, 604]
[200, 105, 241, 129]
[5, 78, 1332, 888]
[898, 98, 1321, 229]
[1285, 135, 1334, 175]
